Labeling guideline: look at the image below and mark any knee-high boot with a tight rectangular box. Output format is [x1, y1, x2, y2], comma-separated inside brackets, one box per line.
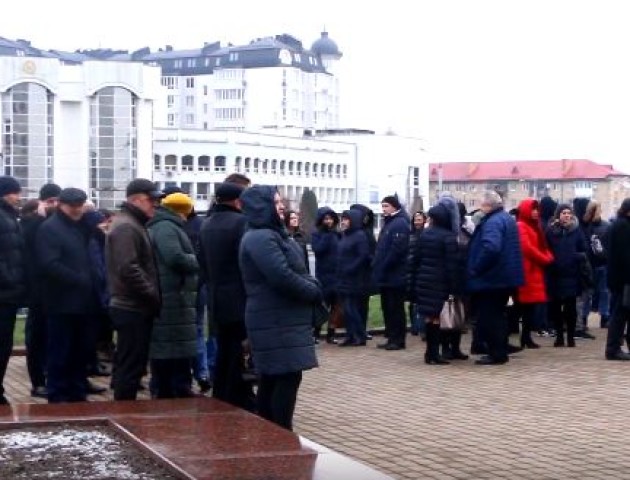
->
[425, 323, 449, 365]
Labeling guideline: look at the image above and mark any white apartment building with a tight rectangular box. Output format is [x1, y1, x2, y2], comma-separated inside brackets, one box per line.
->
[0, 37, 161, 208]
[147, 32, 342, 132]
[152, 128, 355, 212]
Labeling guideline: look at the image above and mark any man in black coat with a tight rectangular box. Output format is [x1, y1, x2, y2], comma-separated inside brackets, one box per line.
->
[36, 188, 97, 403]
[0, 176, 26, 405]
[372, 195, 410, 350]
[21, 183, 61, 399]
[605, 198, 630, 360]
[199, 182, 255, 411]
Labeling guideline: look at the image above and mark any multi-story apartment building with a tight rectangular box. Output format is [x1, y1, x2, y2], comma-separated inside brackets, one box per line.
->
[0, 36, 161, 208]
[68, 32, 342, 132]
[429, 159, 630, 217]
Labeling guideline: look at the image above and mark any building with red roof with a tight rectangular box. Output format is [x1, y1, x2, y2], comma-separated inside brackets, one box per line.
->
[429, 159, 630, 217]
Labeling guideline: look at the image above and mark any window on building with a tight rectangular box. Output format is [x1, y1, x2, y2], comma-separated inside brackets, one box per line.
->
[185, 114, 195, 125]
[203, 104, 208, 114]
[469, 199, 477, 207]
[167, 95, 174, 108]
[182, 155, 193, 171]
[215, 58, 221, 67]
[203, 85, 208, 95]
[279, 160, 286, 175]
[187, 59, 196, 68]
[244, 157, 251, 173]
[203, 122, 208, 130]
[235, 156, 242, 172]
[198, 155, 210, 171]
[167, 114, 175, 126]
[153, 154, 161, 171]
[271, 159, 277, 174]
[185, 95, 194, 107]
[468, 184, 477, 192]
[181, 182, 192, 194]
[186, 77, 195, 88]
[164, 155, 177, 171]
[214, 156, 226, 173]
[174, 60, 183, 68]
[575, 181, 593, 189]
[229, 52, 239, 62]
[204, 58, 210, 67]
[197, 182, 209, 200]
[288, 161, 294, 176]
[161, 77, 178, 89]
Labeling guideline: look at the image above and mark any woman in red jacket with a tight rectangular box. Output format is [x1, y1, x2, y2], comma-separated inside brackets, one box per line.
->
[517, 198, 554, 348]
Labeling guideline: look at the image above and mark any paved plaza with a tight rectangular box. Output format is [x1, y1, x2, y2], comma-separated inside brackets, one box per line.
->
[5, 322, 630, 479]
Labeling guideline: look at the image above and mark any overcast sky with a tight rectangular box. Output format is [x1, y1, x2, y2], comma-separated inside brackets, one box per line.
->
[2, 0, 630, 171]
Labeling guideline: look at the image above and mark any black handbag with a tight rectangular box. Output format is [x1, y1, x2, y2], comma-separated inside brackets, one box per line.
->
[623, 285, 630, 309]
[312, 302, 331, 329]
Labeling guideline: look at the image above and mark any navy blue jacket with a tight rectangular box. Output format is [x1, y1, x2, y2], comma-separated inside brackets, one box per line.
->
[239, 186, 322, 376]
[545, 219, 586, 299]
[410, 206, 459, 317]
[199, 204, 247, 327]
[36, 211, 97, 315]
[467, 208, 524, 292]
[83, 211, 110, 311]
[311, 207, 340, 296]
[337, 209, 372, 296]
[0, 199, 25, 305]
[372, 210, 410, 289]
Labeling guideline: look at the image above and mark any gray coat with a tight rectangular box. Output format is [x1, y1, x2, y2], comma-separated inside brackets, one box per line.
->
[147, 207, 199, 360]
[239, 186, 322, 376]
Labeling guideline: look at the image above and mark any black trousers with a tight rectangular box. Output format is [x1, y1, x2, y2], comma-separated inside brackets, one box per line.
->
[519, 303, 542, 345]
[549, 297, 577, 341]
[26, 304, 47, 390]
[358, 294, 371, 332]
[472, 289, 510, 362]
[150, 358, 193, 399]
[606, 293, 628, 357]
[110, 308, 152, 401]
[380, 288, 406, 346]
[213, 322, 255, 412]
[47, 314, 89, 403]
[0, 304, 17, 397]
[257, 371, 303, 431]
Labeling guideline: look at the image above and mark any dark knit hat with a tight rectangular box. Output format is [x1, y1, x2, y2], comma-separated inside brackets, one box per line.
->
[59, 188, 88, 206]
[126, 178, 163, 199]
[215, 182, 244, 203]
[0, 176, 21, 197]
[381, 195, 401, 210]
[39, 183, 62, 201]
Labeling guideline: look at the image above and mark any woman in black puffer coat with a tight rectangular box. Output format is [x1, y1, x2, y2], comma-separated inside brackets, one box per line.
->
[410, 204, 459, 365]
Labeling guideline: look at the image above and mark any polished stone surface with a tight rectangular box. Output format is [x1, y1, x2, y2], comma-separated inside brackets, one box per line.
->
[0, 398, 393, 480]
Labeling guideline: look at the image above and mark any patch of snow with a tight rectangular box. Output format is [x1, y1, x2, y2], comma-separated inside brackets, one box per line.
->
[0, 428, 160, 480]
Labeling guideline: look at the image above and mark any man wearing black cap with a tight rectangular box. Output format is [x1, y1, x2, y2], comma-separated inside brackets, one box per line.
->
[199, 181, 255, 410]
[372, 195, 410, 350]
[0, 176, 26, 404]
[21, 182, 62, 399]
[36, 188, 98, 403]
[106, 179, 162, 401]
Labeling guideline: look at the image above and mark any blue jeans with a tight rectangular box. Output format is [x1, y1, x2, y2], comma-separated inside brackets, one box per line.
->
[581, 266, 610, 320]
[342, 295, 366, 343]
[192, 284, 209, 382]
[409, 303, 426, 334]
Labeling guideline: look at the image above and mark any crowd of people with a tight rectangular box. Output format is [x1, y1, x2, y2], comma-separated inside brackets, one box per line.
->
[312, 188, 630, 366]
[1, 171, 630, 431]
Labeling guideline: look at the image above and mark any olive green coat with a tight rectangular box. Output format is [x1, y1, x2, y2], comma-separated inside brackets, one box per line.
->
[147, 207, 199, 360]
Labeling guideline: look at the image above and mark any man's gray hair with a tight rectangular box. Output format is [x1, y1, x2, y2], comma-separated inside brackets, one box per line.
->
[482, 190, 503, 208]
